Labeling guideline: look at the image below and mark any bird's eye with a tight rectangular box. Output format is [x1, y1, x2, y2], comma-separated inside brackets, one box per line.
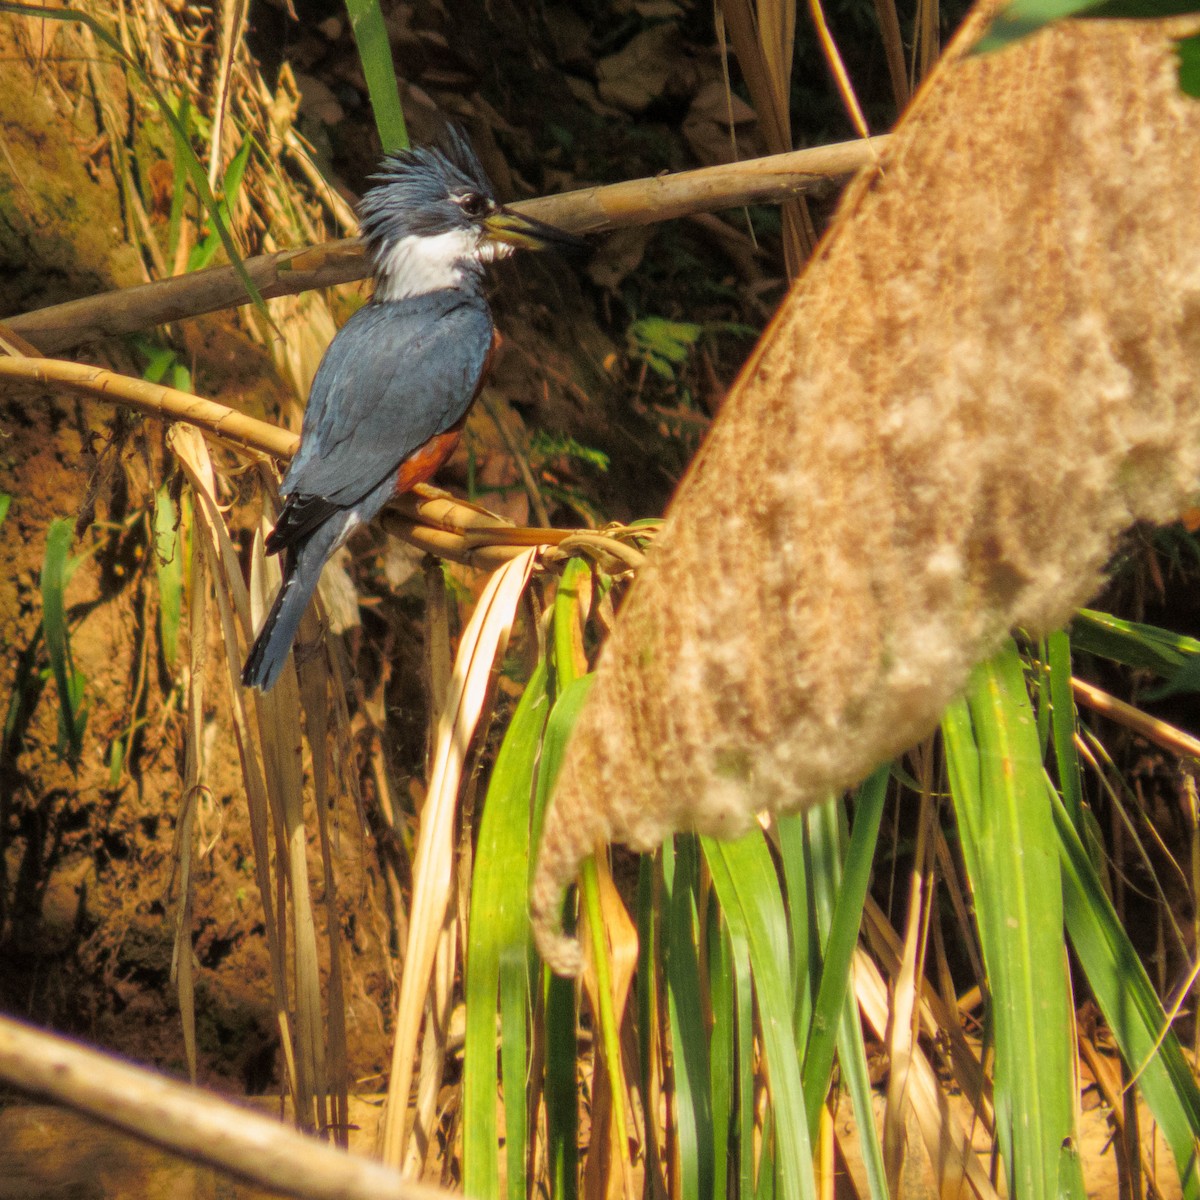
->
[458, 192, 490, 218]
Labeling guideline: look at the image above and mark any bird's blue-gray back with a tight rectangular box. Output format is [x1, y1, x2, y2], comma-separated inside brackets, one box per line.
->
[282, 291, 493, 508]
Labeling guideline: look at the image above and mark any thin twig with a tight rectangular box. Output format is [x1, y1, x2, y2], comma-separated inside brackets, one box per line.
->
[1072, 677, 1200, 761]
[0, 1013, 454, 1200]
[807, 0, 873, 140]
[481, 392, 552, 527]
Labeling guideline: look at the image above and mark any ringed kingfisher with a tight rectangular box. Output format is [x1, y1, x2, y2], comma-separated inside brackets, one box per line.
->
[242, 127, 583, 691]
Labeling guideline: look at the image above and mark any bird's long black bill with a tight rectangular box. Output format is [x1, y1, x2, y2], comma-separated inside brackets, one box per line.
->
[484, 208, 587, 253]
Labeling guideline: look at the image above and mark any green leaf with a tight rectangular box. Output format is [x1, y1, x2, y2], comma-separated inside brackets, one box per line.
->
[344, 0, 409, 152]
[154, 488, 183, 671]
[1071, 608, 1200, 675]
[663, 837, 714, 1200]
[579, 852, 631, 1166]
[528, 432, 611, 473]
[835, 988, 890, 1200]
[802, 769, 887, 1128]
[187, 137, 254, 273]
[1053, 788, 1200, 1198]
[704, 829, 817, 1200]
[463, 664, 549, 1200]
[975, 0, 1200, 53]
[40, 519, 88, 766]
[1179, 34, 1200, 97]
[532, 674, 596, 1200]
[1047, 630, 1084, 825]
[942, 641, 1085, 1200]
[165, 94, 194, 265]
[706, 893, 734, 1200]
[627, 316, 705, 380]
[635, 855, 667, 1189]
[973, 0, 1087, 52]
[775, 815, 812, 1047]
[136, 339, 181, 386]
[799, 778, 889, 1200]
[730, 916, 757, 1200]
[552, 557, 591, 692]
[1145, 653, 1200, 699]
[1077, 0, 1200, 15]
[544, 963, 578, 1200]
[531, 673, 595, 848]
[0, 494, 11, 530]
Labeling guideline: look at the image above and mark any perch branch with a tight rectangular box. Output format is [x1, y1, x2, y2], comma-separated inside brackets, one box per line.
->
[0, 1014, 452, 1200]
[0, 355, 298, 458]
[0, 355, 645, 570]
[6, 138, 887, 354]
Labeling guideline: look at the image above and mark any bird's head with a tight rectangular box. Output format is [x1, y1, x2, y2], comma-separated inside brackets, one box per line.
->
[359, 127, 584, 301]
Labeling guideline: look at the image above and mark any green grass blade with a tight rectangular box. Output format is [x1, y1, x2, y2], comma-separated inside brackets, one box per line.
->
[662, 837, 714, 1200]
[1034, 638, 1053, 756]
[579, 853, 630, 1162]
[552, 558, 590, 691]
[40, 518, 87, 766]
[730, 919, 757, 1200]
[776, 815, 813, 1047]
[544, 964, 578, 1200]
[1180, 34, 1200, 97]
[1070, 608, 1200, 675]
[1047, 631, 1083, 825]
[0, 494, 11, 529]
[756, 1109, 778, 1200]
[344, 0, 409, 152]
[551, 556, 630, 1174]
[704, 829, 816, 1200]
[498, 947, 531, 1200]
[635, 854, 668, 1195]
[464, 663, 549, 1200]
[166, 94, 193, 264]
[188, 137, 254, 273]
[799, 778, 888, 1200]
[531, 674, 595, 851]
[153, 487, 183, 671]
[835, 988, 889, 1200]
[706, 893, 734, 1200]
[532, 675, 595, 1200]
[1053, 788, 1200, 1198]
[802, 769, 887, 1128]
[942, 642, 1085, 1200]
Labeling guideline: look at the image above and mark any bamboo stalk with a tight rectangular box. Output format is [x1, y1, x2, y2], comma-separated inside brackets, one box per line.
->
[0, 1013, 453, 1200]
[0, 354, 646, 570]
[6, 139, 886, 354]
[0, 355, 298, 458]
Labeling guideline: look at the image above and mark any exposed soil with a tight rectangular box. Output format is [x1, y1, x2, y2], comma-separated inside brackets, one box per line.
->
[0, 29, 399, 1091]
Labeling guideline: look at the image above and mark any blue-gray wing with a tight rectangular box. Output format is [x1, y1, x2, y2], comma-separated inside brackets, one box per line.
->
[281, 291, 493, 508]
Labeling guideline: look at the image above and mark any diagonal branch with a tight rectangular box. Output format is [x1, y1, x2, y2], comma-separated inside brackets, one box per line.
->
[0, 354, 647, 571]
[0, 355, 298, 458]
[5, 138, 886, 355]
[0, 1012, 452, 1200]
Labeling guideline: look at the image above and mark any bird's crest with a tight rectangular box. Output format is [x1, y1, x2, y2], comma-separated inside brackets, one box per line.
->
[358, 126, 496, 261]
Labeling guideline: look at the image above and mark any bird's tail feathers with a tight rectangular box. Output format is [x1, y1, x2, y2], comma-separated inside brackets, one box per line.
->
[241, 521, 348, 692]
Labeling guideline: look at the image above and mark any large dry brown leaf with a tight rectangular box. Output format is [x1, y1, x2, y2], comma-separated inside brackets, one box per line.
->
[533, 4, 1200, 973]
